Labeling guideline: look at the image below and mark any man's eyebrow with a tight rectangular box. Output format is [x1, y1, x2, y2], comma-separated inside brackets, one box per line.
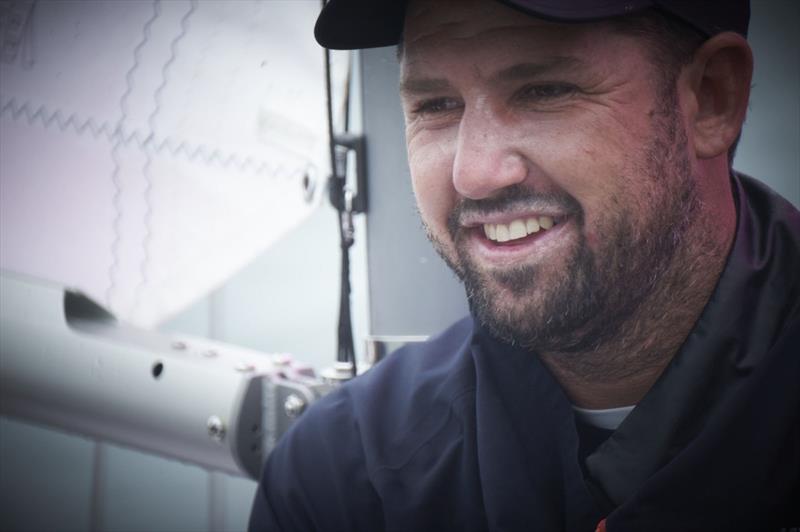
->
[399, 57, 584, 96]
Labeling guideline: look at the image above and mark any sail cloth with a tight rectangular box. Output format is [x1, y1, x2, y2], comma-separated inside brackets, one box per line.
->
[0, 0, 332, 327]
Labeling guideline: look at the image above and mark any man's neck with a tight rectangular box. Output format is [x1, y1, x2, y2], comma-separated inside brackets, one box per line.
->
[538, 194, 737, 409]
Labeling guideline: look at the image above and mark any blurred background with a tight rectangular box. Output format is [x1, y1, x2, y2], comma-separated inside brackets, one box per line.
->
[0, 1, 797, 531]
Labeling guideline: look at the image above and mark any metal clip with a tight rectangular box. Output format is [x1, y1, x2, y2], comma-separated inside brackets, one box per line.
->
[328, 134, 368, 214]
[340, 188, 355, 247]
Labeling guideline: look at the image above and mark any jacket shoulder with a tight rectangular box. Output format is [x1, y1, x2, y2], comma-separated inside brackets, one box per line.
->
[347, 316, 477, 469]
[249, 316, 477, 531]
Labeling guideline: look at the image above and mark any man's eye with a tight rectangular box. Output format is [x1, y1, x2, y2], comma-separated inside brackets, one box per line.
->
[516, 83, 577, 101]
[413, 98, 462, 115]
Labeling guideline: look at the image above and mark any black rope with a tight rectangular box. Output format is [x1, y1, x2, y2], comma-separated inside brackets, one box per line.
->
[337, 219, 355, 371]
[322, 3, 357, 375]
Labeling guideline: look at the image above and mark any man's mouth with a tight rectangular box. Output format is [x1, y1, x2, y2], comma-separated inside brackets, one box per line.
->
[482, 215, 557, 244]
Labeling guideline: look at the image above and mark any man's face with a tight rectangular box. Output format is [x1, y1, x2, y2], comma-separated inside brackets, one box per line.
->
[399, 0, 699, 352]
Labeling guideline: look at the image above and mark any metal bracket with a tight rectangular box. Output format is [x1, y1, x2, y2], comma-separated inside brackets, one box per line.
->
[261, 377, 333, 459]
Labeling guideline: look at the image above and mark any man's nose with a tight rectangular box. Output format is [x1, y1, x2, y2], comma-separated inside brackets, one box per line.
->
[452, 108, 528, 200]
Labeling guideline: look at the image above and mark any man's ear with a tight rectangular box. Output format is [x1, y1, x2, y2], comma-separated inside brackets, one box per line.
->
[683, 32, 753, 160]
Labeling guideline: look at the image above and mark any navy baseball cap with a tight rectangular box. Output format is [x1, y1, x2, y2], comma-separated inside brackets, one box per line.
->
[314, 0, 750, 50]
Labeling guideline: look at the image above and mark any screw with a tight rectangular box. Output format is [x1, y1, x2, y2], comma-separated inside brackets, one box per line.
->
[272, 354, 291, 367]
[283, 394, 306, 418]
[207, 415, 226, 442]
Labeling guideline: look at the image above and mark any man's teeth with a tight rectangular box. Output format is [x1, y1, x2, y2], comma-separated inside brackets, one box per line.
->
[483, 216, 555, 242]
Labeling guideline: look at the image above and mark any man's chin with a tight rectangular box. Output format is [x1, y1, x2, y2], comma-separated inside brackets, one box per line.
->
[435, 235, 607, 351]
[464, 272, 549, 340]
[461, 258, 609, 353]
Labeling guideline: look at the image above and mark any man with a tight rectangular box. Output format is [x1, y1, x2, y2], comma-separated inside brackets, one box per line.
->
[250, 1, 799, 530]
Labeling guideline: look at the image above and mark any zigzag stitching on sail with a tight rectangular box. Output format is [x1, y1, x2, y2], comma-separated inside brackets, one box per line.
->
[106, 0, 161, 311]
[132, 0, 196, 318]
[0, 97, 312, 179]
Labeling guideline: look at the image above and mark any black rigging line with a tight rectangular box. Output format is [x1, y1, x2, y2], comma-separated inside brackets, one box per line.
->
[322, 1, 357, 376]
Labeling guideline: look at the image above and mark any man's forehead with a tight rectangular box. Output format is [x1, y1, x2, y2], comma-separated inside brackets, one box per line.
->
[403, 0, 564, 50]
[400, 0, 610, 79]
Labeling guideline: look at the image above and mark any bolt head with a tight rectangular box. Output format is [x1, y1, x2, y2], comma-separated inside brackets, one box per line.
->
[283, 394, 306, 418]
[206, 415, 226, 442]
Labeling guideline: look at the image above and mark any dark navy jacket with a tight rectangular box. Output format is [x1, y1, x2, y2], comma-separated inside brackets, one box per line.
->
[250, 174, 800, 531]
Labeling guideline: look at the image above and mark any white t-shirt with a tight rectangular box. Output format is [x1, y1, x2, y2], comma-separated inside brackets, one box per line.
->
[572, 404, 635, 431]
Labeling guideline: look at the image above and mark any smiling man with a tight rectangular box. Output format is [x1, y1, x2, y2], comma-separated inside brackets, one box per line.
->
[250, 1, 800, 531]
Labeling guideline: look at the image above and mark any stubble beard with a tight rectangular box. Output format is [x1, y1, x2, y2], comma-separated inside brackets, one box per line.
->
[425, 91, 699, 354]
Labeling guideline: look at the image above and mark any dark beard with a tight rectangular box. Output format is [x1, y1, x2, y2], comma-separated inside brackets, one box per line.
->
[458, 211, 647, 352]
[429, 97, 698, 353]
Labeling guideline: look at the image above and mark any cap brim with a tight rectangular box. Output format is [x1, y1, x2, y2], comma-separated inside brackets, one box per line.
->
[314, 0, 747, 50]
[315, 0, 407, 50]
[314, 0, 657, 50]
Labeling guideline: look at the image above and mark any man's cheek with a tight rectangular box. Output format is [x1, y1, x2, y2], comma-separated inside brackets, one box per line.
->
[410, 165, 451, 209]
